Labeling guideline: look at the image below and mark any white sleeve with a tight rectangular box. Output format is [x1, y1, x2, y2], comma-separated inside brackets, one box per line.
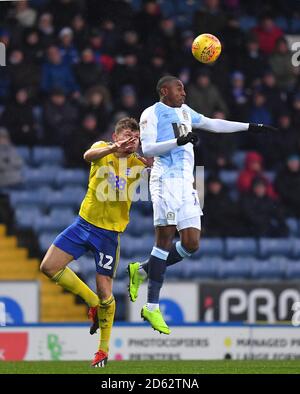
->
[193, 115, 249, 133]
[140, 106, 178, 157]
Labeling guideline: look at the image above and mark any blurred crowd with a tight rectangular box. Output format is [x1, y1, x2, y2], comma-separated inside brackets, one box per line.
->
[0, 0, 300, 238]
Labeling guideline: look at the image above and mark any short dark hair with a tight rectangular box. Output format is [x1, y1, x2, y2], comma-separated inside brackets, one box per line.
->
[156, 75, 179, 96]
[115, 117, 139, 134]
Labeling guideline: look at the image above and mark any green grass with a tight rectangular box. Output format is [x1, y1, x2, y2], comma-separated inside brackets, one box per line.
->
[1, 360, 300, 374]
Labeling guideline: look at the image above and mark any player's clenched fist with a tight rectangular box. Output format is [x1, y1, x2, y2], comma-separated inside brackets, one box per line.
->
[177, 132, 199, 146]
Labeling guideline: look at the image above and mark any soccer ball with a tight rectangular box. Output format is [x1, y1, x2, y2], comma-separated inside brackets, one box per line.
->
[192, 33, 222, 64]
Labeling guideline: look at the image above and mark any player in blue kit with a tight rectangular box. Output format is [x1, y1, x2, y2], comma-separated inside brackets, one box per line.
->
[128, 75, 277, 334]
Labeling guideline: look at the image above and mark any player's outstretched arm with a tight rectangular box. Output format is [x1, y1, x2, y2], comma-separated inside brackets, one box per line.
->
[84, 138, 136, 162]
[84, 145, 116, 163]
[193, 116, 278, 134]
[141, 133, 199, 157]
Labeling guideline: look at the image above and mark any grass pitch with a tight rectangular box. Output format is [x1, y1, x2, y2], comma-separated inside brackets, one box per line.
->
[1, 360, 300, 374]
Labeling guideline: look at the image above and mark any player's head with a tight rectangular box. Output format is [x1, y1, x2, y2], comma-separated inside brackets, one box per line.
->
[113, 117, 140, 154]
[156, 76, 186, 107]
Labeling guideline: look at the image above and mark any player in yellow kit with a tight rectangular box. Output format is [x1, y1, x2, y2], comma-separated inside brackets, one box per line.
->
[40, 118, 146, 367]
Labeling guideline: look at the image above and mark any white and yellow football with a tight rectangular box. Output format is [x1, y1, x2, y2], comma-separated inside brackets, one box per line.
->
[192, 33, 222, 64]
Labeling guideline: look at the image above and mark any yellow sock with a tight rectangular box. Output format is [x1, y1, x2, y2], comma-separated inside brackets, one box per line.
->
[98, 295, 116, 353]
[52, 267, 99, 307]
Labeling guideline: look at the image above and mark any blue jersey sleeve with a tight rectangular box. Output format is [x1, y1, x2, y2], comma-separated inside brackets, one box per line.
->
[184, 105, 203, 126]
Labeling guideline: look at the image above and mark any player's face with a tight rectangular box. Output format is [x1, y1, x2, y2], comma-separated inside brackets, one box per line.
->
[115, 129, 140, 153]
[166, 80, 186, 107]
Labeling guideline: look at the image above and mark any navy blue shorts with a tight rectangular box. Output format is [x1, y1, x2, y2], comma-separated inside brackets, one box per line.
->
[53, 216, 120, 278]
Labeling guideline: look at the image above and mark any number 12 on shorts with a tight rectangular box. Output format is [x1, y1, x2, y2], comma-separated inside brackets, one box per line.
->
[98, 252, 113, 270]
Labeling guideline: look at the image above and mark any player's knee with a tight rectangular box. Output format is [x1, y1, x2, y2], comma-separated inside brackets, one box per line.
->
[40, 260, 49, 275]
[156, 241, 172, 251]
[40, 258, 55, 277]
[181, 239, 199, 254]
[156, 236, 173, 251]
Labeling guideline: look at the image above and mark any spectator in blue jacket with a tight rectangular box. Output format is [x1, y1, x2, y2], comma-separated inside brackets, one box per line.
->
[58, 27, 79, 65]
[41, 45, 79, 97]
[249, 91, 272, 125]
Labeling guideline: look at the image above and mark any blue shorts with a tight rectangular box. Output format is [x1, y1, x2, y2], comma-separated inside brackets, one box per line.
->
[53, 216, 120, 278]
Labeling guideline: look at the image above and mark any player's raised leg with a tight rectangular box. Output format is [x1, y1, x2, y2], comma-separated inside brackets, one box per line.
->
[40, 244, 99, 308]
[90, 231, 120, 367]
[91, 274, 115, 367]
[140, 226, 176, 334]
[141, 225, 200, 334]
[129, 196, 202, 303]
[179, 227, 200, 257]
[128, 239, 188, 302]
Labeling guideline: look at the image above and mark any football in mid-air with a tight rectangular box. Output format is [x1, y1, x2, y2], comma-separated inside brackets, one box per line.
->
[192, 33, 222, 64]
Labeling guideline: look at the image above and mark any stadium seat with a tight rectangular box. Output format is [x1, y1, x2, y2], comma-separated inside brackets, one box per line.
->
[68, 260, 81, 274]
[126, 215, 153, 235]
[55, 169, 88, 187]
[16, 146, 31, 165]
[86, 274, 97, 293]
[268, 255, 290, 264]
[23, 166, 58, 186]
[251, 259, 285, 279]
[74, 255, 95, 276]
[117, 259, 131, 279]
[232, 151, 246, 169]
[45, 186, 86, 208]
[9, 188, 50, 207]
[111, 280, 128, 297]
[15, 206, 41, 229]
[38, 232, 57, 252]
[165, 261, 184, 278]
[291, 239, 300, 259]
[286, 218, 299, 236]
[217, 260, 251, 279]
[120, 234, 154, 259]
[258, 238, 293, 258]
[286, 262, 300, 279]
[49, 207, 75, 221]
[33, 214, 74, 232]
[191, 238, 224, 258]
[225, 238, 257, 258]
[219, 170, 239, 186]
[183, 259, 218, 279]
[32, 146, 64, 166]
